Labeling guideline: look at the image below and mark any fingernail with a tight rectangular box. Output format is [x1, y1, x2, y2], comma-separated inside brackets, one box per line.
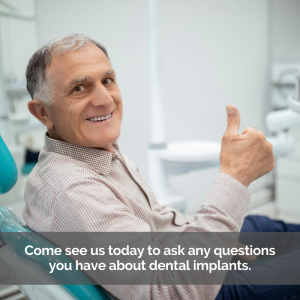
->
[227, 109, 236, 114]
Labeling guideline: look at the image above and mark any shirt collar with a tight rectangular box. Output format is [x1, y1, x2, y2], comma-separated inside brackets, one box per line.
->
[44, 133, 117, 176]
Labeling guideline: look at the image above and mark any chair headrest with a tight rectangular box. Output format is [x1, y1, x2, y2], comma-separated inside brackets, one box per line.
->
[0, 136, 18, 194]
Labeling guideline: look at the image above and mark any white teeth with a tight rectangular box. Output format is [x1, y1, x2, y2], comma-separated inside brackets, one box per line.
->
[88, 113, 112, 122]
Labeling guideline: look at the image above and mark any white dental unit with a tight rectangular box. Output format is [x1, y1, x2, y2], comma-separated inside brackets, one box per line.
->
[274, 68, 300, 221]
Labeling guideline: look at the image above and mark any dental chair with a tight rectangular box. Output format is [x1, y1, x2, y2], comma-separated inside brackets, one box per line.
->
[0, 135, 111, 300]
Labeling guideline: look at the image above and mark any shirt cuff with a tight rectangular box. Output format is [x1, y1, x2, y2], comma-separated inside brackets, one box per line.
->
[204, 172, 251, 228]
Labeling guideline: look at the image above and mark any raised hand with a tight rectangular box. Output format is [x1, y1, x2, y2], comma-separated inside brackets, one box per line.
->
[219, 105, 275, 187]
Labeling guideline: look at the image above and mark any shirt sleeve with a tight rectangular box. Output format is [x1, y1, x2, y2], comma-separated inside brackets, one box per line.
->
[184, 172, 251, 233]
[50, 172, 250, 300]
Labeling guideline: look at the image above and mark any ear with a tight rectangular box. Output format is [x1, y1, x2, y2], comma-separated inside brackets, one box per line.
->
[28, 99, 54, 129]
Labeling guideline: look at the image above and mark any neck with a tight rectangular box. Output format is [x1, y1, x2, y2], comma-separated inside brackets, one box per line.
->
[47, 131, 115, 153]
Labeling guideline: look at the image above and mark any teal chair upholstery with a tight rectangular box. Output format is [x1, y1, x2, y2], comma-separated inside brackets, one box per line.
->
[0, 135, 110, 300]
[0, 135, 18, 194]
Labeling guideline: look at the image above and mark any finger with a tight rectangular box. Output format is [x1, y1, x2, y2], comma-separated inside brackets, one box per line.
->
[242, 127, 256, 135]
[225, 105, 241, 137]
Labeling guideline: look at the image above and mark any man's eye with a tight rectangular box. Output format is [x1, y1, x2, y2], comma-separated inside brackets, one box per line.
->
[73, 85, 84, 92]
[104, 78, 113, 85]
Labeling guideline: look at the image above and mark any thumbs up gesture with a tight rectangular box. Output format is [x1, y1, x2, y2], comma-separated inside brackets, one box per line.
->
[219, 105, 275, 187]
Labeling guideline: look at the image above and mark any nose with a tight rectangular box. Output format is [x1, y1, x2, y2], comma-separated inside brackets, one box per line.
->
[90, 82, 113, 107]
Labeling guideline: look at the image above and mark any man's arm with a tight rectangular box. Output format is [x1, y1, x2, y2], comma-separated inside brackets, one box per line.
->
[185, 172, 250, 233]
[52, 105, 273, 299]
[51, 171, 248, 300]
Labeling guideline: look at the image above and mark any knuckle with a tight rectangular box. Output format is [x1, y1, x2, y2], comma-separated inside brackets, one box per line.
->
[242, 127, 249, 134]
[269, 156, 275, 171]
[257, 130, 265, 140]
[244, 127, 253, 133]
[269, 163, 275, 172]
[266, 141, 273, 152]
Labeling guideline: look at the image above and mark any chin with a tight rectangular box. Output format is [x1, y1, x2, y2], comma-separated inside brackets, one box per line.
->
[92, 136, 119, 149]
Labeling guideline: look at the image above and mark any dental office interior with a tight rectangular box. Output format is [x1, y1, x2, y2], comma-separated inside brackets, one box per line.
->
[1, 0, 300, 297]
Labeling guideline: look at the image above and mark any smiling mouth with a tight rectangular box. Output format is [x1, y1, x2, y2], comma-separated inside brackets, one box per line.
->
[87, 112, 113, 122]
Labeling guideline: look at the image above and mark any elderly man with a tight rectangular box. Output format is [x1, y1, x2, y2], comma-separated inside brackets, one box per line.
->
[23, 34, 297, 300]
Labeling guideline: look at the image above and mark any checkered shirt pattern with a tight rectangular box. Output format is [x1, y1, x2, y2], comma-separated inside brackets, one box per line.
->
[23, 133, 251, 300]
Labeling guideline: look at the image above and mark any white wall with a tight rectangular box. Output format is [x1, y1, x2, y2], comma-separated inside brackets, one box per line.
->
[270, 0, 300, 61]
[35, 0, 271, 213]
[0, 0, 38, 81]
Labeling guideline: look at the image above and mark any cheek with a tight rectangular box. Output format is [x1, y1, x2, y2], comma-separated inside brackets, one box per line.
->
[55, 115, 70, 133]
[66, 104, 85, 128]
[52, 108, 75, 134]
[116, 97, 123, 115]
[70, 112, 80, 130]
[114, 108, 123, 125]
[50, 109, 62, 126]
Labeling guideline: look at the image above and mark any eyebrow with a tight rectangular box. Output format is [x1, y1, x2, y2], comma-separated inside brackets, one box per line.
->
[68, 70, 116, 89]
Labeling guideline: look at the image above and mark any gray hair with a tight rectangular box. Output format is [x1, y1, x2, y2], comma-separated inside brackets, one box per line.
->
[26, 33, 109, 105]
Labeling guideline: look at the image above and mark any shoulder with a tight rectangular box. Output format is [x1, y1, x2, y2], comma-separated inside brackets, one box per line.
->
[26, 147, 106, 196]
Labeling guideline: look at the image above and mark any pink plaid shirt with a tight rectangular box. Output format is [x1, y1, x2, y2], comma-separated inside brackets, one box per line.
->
[23, 134, 251, 300]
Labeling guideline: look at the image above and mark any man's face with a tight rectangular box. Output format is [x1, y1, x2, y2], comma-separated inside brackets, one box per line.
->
[45, 45, 122, 152]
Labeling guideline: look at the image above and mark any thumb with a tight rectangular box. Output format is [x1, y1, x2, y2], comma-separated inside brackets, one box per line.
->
[225, 105, 240, 136]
